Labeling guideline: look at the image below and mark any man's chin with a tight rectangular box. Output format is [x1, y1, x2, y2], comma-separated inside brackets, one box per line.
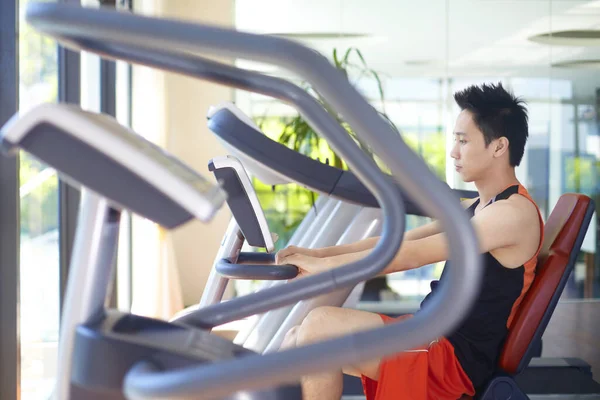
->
[459, 174, 474, 183]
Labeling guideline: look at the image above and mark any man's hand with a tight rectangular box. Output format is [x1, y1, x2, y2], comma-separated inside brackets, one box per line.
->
[275, 245, 320, 264]
[276, 252, 333, 278]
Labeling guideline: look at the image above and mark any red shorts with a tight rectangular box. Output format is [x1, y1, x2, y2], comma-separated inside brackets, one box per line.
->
[361, 314, 475, 400]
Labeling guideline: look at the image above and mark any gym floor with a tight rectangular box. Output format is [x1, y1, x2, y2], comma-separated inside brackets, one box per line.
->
[543, 301, 600, 378]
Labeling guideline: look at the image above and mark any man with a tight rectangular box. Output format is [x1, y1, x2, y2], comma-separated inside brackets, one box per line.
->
[276, 82, 544, 400]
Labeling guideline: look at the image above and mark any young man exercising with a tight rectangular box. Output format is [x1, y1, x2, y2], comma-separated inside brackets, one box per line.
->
[276, 82, 544, 400]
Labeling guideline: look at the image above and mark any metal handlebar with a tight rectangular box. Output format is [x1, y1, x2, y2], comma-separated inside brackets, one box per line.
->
[216, 253, 298, 280]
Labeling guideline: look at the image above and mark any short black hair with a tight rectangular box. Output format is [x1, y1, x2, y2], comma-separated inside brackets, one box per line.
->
[454, 82, 529, 166]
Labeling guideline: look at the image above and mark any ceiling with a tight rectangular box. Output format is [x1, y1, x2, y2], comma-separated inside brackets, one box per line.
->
[235, 0, 600, 99]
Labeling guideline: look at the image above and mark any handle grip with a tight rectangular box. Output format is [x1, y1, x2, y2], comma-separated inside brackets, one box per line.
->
[236, 252, 276, 264]
[216, 253, 298, 281]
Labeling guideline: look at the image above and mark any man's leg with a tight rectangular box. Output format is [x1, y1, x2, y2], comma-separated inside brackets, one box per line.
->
[280, 306, 385, 400]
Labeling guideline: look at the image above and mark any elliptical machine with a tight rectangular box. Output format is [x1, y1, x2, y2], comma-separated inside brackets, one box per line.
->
[5, 3, 482, 399]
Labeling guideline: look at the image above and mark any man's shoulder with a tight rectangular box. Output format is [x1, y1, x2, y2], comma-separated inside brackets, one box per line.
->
[489, 193, 540, 224]
[506, 193, 539, 214]
[470, 192, 542, 256]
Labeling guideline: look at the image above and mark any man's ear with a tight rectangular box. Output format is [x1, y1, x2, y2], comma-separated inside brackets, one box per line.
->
[493, 137, 510, 158]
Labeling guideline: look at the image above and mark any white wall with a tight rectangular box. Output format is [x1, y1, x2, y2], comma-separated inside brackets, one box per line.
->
[131, 0, 235, 312]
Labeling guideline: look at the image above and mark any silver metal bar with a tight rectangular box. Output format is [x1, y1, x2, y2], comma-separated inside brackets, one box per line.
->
[55, 190, 119, 400]
[199, 218, 243, 308]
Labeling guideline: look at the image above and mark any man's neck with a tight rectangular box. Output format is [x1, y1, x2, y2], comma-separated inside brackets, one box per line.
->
[474, 168, 520, 207]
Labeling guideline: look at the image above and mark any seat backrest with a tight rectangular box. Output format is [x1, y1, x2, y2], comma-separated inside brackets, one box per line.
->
[498, 193, 595, 374]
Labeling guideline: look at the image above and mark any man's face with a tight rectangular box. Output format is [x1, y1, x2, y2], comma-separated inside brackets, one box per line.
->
[450, 110, 496, 182]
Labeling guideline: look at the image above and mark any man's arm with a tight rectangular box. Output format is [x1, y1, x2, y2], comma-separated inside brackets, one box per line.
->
[384, 200, 529, 273]
[279, 222, 442, 260]
[404, 197, 478, 241]
[296, 197, 536, 275]
[277, 197, 478, 261]
[275, 198, 478, 260]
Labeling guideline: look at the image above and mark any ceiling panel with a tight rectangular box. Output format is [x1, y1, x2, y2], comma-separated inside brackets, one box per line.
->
[235, 0, 600, 97]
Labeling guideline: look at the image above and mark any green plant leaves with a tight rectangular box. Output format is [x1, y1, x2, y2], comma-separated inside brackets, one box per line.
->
[253, 46, 402, 242]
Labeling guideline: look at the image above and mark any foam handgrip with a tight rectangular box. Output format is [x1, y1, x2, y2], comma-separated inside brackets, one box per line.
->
[216, 256, 298, 280]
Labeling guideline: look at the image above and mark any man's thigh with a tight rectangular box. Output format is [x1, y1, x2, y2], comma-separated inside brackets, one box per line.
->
[298, 306, 386, 380]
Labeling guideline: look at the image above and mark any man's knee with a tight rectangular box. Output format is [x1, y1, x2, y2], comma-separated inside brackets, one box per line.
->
[280, 325, 300, 350]
[305, 306, 339, 327]
[297, 306, 339, 346]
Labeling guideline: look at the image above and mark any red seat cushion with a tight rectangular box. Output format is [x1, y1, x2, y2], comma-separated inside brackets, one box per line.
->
[498, 194, 592, 374]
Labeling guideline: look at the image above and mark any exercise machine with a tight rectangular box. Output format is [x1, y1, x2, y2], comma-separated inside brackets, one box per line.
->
[16, 2, 482, 399]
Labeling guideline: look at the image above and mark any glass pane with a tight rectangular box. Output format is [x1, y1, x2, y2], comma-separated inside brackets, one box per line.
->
[234, 0, 600, 305]
[18, 0, 60, 398]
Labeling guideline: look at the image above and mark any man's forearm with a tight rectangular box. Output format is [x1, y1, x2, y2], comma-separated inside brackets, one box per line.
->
[315, 220, 440, 258]
[323, 241, 417, 275]
[315, 236, 380, 257]
[404, 220, 440, 241]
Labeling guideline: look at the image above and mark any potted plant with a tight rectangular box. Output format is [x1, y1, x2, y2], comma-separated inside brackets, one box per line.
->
[253, 47, 399, 248]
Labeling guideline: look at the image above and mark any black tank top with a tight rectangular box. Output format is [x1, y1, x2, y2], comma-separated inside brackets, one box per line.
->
[420, 184, 543, 390]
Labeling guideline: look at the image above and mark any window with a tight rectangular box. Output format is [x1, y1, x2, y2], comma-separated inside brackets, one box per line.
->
[19, 0, 60, 397]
